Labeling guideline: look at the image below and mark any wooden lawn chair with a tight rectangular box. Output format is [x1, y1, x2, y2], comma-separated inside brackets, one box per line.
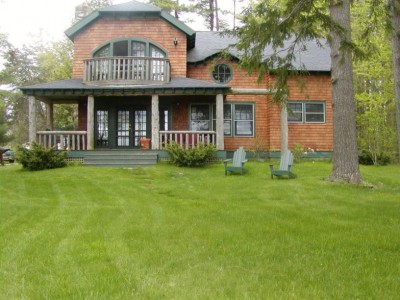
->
[269, 150, 296, 179]
[224, 147, 247, 175]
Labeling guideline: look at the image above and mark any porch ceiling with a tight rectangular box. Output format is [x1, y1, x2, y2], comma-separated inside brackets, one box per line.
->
[19, 77, 230, 100]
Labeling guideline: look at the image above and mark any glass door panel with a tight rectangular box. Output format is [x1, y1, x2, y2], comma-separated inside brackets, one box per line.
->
[134, 109, 147, 147]
[117, 110, 130, 147]
[96, 110, 109, 147]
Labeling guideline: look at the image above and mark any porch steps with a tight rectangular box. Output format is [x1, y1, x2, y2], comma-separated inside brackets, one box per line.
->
[83, 150, 158, 168]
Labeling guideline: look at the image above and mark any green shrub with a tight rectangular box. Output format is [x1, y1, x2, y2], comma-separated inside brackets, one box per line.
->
[165, 142, 217, 167]
[358, 149, 392, 166]
[249, 135, 268, 161]
[16, 142, 67, 171]
[292, 143, 304, 163]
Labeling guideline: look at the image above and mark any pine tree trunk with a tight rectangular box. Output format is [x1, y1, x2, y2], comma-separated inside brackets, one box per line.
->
[280, 103, 288, 155]
[390, 0, 400, 163]
[209, 0, 215, 31]
[329, 0, 362, 183]
[175, 0, 180, 19]
[233, 0, 236, 29]
[215, 0, 220, 31]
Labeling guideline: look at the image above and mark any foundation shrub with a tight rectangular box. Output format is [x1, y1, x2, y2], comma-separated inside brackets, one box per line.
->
[16, 142, 67, 171]
[165, 142, 217, 167]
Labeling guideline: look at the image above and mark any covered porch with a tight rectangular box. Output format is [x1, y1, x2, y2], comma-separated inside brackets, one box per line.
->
[21, 78, 229, 151]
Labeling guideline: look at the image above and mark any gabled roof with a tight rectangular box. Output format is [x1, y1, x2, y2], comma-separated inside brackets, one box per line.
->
[65, 0, 196, 48]
[188, 32, 331, 72]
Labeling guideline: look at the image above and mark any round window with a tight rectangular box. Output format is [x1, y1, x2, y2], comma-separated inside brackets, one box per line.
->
[211, 63, 233, 83]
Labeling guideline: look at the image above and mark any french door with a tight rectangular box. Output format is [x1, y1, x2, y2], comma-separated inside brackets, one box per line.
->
[116, 108, 147, 148]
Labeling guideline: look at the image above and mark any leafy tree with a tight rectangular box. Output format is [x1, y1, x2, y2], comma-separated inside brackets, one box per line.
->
[0, 95, 11, 145]
[147, 0, 193, 19]
[234, 0, 362, 183]
[0, 36, 74, 143]
[389, 0, 400, 162]
[361, 0, 400, 163]
[352, 0, 397, 164]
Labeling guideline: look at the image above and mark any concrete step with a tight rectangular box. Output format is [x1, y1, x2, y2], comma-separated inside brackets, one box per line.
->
[83, 151, 158, 168]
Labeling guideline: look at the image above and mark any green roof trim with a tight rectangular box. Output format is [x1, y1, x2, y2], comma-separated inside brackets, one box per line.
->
[160, 11, 195, 36]
[65, 11, 100, 40]
[65, 0, 195, 43]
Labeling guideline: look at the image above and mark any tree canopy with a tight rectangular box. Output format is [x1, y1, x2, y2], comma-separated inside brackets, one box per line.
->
[235, 0, 363, 183]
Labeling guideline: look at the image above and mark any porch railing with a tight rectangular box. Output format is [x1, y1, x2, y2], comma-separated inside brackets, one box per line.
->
[83, 56, 170, 85]
[37, 131, 87, 150]
[159, 131, 216, 149]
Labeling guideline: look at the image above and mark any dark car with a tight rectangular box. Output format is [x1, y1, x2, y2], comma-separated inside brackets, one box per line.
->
[2, 149, 15, 163]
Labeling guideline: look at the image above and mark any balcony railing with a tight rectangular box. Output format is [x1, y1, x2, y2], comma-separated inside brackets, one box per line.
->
[160, 131, 216, 149]
[37, 131, 87, 150]
[83, 56, 170, 85]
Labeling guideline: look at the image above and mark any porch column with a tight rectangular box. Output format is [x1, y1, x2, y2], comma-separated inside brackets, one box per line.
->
[151, 94, 160, 150]
[46, 102, 54, 130]
[28, 96, 37, 143]
[87, 95, 95, 150]
[216, 94, 224, 150]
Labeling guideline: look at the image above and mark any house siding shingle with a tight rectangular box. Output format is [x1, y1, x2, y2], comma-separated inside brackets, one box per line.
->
[72, 17, 187, 78]
[188, 60, 333, 151]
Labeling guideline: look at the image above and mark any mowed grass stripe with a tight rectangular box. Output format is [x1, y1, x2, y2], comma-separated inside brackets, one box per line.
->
[0, 162, 399, 299]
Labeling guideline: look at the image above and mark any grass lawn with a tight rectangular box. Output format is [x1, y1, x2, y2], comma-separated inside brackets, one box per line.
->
[1, 161, 399, 299]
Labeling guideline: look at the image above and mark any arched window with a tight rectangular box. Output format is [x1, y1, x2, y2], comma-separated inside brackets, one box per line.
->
[93, 38, 167, 58]
[88, 38, 168, 83]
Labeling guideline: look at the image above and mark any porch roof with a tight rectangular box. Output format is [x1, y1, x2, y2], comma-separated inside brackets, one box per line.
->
[19, 77, 230, 100]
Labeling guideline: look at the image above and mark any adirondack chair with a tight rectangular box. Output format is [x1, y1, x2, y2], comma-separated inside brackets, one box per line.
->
[224, 147, 247, 175]
[269, 150, 296, 179]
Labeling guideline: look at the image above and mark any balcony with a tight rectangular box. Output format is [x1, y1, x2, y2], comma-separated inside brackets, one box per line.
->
[83, 56, 170, 86]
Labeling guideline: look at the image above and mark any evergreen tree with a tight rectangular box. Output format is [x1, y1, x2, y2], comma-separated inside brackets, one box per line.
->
[190, 0, 228, 31]
[147, 0, 192, 19]
[234, 0, 362, 183]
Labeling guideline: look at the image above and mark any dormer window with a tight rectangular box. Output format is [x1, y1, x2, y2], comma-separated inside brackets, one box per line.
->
[93, 38, 166, 58]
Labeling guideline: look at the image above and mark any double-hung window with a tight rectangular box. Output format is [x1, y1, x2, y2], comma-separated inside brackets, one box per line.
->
[195, 103, 255, 137]
[220, 103, 254, 137]
[234, 104, 254, 136]
[288, 101, 325, 123]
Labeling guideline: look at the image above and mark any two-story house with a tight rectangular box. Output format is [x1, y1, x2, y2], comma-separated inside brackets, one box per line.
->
[20, 0, 332, 164]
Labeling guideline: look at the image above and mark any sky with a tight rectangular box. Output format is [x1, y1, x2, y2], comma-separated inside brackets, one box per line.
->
[0, 0, 248, 47]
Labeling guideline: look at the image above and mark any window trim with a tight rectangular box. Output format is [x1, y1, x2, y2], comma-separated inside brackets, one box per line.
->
[288, 101, 326, 124]
[190, 104, 212, 131]
[212, 102, 255, 137]
[211, 63, 233, 84]
[91, 37, 168, 58]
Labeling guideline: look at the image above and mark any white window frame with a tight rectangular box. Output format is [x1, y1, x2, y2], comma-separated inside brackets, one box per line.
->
[288, 101, 326, 124]
[222, 103, 255, 137]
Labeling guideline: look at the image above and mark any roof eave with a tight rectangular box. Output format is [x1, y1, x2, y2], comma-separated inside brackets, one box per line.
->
[65, 11, 100, 41]
[65, 8, 196, 44]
